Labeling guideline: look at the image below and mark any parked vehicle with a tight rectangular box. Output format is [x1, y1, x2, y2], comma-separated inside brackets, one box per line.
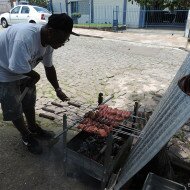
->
[0, 5, 52, 28]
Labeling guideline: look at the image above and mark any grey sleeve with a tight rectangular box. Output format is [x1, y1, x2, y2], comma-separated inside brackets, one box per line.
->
[42, 46, 53, 67]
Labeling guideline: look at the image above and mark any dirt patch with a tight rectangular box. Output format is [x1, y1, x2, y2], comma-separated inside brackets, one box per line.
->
[0, 115, 100, 190]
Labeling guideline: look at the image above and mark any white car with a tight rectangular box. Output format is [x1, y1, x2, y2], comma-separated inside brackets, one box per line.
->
[0, 5, 52, 28]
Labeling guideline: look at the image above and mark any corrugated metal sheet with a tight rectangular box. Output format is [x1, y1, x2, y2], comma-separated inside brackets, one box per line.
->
[114, 54, 190, 189]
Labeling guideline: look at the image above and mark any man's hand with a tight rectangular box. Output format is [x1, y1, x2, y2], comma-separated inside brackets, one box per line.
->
[56, 88, 70, 102]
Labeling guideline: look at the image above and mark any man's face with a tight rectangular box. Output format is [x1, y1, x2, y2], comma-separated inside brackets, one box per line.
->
[48, 29, 70, 49]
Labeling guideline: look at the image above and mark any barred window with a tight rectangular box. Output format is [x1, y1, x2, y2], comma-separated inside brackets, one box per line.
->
[78, 1, 89, 15]
[71, 1, 78, 13]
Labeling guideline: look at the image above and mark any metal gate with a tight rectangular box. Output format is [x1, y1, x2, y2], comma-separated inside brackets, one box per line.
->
[50, 0, 188, 30]
[144, 10, 188, 29]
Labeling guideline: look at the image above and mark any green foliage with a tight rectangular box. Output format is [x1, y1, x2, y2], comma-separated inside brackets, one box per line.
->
[28, 0, 48, 7]
[129, 0, 190, 9]
[71, 12, 81, 18]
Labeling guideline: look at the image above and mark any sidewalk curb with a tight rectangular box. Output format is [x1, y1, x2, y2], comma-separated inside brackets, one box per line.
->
[74, 28, 187, 50]
[79, 34, 103, 39]
[78, 33, 188, 50]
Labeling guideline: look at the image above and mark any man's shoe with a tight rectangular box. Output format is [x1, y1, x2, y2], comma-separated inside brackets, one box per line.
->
[29, 124, 55, 139]
[22, 134, 43, 154]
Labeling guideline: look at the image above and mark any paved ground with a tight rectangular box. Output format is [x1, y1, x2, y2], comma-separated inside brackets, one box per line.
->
[73, 27, 187, 49]
[0, 25, 190, 189]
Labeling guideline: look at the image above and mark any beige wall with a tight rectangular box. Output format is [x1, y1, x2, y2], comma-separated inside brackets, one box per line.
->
[0, 0, 11, 14]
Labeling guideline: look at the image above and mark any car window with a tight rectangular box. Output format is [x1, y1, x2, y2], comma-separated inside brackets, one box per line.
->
[11, 6, 21, 14]
[21, 6, 30, 14]
[33, 6, 51, 14]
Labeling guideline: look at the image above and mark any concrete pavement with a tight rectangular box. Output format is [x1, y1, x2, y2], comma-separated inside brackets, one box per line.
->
[0, 25, 190, 189]
[0, 25, 188, 48]
[73, 27, 188, 49]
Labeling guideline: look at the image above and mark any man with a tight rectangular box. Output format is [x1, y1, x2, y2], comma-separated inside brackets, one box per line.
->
[0, 13, 79, 154]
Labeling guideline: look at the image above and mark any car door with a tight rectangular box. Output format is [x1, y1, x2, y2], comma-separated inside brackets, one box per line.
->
[9, 6, 21, 24]
[19, 6, 30, 23]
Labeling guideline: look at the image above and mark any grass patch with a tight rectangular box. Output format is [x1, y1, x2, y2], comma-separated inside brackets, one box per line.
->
[74, 23, 112, 28]
[74, 23, 125, 31]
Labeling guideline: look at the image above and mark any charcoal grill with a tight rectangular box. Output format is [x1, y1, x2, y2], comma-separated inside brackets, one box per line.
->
[60, 96, 148, 189]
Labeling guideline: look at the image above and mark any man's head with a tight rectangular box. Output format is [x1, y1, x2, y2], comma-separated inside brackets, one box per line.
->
[42, 13, 79, 49]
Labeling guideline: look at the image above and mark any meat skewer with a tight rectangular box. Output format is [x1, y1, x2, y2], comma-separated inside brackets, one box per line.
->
[78, 104, 132, 137]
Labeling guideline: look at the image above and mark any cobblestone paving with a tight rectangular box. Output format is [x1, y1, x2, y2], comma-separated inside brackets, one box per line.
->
[36, 36, 187, 112]
[35, 36, 190, 166]
[0, 25, 189, 188]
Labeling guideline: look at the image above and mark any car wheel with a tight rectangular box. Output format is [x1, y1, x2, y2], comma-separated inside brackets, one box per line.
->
[29, 20, 36, 23]
[1, 18, 8, 28]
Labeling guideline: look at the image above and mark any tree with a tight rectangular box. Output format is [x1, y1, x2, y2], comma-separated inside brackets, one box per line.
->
[28, 0, 48, 7]
[129, 0, 190, 10]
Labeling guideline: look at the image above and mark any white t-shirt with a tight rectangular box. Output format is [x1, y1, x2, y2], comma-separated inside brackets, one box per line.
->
[0, 23, 54, 82]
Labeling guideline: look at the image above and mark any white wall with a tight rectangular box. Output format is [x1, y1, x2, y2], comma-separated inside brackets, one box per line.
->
[185, 10, 190, 38]
[51, 0, 141, 27]
[126, 1, 140, 28]
[92, 0, 141, 27]
[93, 0, 123, 24]
[52, 0, 66, 14]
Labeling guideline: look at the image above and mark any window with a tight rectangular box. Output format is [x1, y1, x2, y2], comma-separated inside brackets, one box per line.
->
[33, 6, 51, 13]
[11, 6, 21, 14]
[78, 1, 89, 15]
[71, 1, 78, 13]
[21, 6, 29, 14]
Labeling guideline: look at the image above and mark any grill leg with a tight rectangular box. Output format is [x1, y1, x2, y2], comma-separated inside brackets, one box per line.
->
[63, 114, 67, 176]
[101, 133, 113, 189]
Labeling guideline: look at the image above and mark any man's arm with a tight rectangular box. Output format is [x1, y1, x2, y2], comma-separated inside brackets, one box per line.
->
[44, 65, 69, 101]
[24, 70, 40, 86]
[44, 65, 59, 90]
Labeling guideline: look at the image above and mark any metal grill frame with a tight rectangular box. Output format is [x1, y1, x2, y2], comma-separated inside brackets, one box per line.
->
[61, 102, 148, 189]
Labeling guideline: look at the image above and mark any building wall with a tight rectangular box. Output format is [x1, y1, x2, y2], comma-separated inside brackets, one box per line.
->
[0, 0, 11, 14]
[185, 10, 190, 37]
[126, 1, 140, 28]
[93, 0, 140, 27]
[51, 0, 141, 27]
[93, 0, 123, 24]
[52, 0, 66, 13]
[69, 0, 89, 24]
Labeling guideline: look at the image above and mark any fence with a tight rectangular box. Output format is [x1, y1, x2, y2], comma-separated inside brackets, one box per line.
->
[144, 10, 188, 28]
[50, 1, 188, 30]
[51, 1, 140, 30]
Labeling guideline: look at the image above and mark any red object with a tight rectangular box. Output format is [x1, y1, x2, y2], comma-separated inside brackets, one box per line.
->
[78, 104, 131, 137]
[41, 14, 45, 20]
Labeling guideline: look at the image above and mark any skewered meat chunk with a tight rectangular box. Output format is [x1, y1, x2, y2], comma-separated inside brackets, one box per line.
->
[98, 104, 108, 110]
[77, 124, 86, 130]
[78, 104, 131, 137]
[84, 111, 96, 119]
[120, 111, 130, 118]
[81, 118, 91, 124]
[98, 129, 107, 137]
[85, 125, 97, 133]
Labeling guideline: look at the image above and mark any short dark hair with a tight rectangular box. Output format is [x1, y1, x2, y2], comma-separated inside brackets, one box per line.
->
[48, 13, 79, 36]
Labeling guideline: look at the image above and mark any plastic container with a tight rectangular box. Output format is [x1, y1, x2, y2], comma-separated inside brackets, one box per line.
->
[142, 172, 187, 190]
